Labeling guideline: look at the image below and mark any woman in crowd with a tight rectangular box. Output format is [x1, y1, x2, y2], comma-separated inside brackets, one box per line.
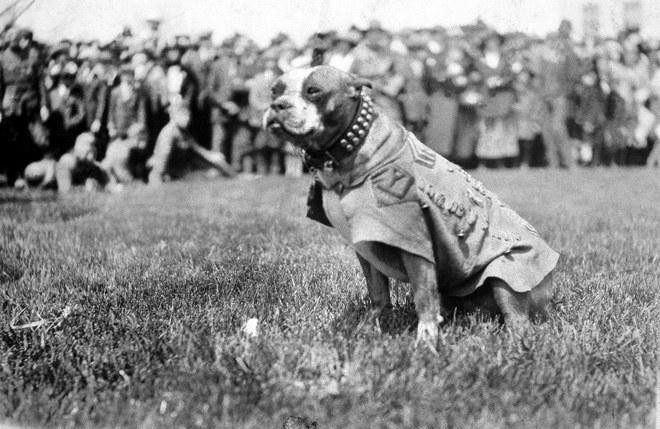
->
[474, 32, 519, 168]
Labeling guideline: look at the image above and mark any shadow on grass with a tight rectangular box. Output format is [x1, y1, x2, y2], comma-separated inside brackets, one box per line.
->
[331, 291, 532, 339]
[0, 191, 58, 205]
[332, 299, 419, 338]
[0, 195, 97, 223]
[0, 259, 23, 284]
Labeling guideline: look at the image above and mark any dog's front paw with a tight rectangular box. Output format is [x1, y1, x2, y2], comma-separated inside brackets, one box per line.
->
[415, 315, 443, 353]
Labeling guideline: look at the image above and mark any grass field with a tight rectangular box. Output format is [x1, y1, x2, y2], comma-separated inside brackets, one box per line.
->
[0, 168, 658, 428]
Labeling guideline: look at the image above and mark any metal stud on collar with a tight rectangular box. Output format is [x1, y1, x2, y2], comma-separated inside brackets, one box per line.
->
[338, 93, 374, 153]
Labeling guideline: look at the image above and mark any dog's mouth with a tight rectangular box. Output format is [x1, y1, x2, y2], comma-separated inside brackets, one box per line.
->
[265, 114, 318, 148]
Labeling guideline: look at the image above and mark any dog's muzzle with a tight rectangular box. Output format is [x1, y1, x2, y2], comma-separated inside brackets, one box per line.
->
[262, 109, 279, 131]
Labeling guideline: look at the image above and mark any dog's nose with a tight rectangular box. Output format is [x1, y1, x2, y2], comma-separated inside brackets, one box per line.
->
[271, 98, 293, 112]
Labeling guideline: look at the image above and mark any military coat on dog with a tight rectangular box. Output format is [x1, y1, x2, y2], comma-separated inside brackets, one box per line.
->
[308, 119, 559, 298]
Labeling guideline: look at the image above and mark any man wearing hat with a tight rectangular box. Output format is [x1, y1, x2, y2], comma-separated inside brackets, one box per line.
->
[535, 20, 580, 168]
[327, 30, 359, 72]
[147, 100, 235, 185]
[350, 22, 407, 124]
[182, 31, 235, 155]
[45, 61, 87, 158]
[0, 27, 49, 187]
[107, 64, 145, 141]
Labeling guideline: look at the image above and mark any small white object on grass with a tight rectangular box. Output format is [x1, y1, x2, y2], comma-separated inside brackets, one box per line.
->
[241, 318, 259, 337]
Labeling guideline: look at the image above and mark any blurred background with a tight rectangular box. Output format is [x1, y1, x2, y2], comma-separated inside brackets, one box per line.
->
[6, 0, 660, 46]
[1, 0, 659, 192]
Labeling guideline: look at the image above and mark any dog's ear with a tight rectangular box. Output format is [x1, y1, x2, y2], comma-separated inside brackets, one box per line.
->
[347, 75, 372, 98]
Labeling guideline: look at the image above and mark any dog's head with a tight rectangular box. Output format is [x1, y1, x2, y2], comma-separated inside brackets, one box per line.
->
[263, 66, 371, 152]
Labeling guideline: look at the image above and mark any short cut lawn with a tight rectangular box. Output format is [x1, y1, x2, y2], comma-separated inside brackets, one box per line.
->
[0, 168, 658, 428]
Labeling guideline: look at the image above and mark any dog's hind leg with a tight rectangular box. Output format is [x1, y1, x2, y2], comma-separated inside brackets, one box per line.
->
[529, 272, 554, 320]
[490, 277, 532, 334]
[356, 253, 392, 329]
[400, 252, 443, 349]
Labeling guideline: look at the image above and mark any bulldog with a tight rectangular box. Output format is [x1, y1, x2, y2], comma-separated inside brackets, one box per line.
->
[264, 66, 559, 346]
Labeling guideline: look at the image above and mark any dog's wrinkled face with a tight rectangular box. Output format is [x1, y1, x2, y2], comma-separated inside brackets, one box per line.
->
[264, 66, 369, 152]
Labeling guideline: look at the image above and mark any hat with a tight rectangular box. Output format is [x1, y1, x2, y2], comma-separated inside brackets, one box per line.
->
[63, 61, 78, 76]
[336, 29, 361, 47]
[479, 31, 506, 51]
[175, 34, 191, 48]
[119, 64, 134, 75]
[50, 42, 70, 59]
[16, 28, 33, 41]
[198, 31, 213, 43]
[270, 32, 290, 46]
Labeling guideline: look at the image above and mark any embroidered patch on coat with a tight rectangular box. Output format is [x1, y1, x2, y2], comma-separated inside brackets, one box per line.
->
[371, 165, 415, 207]
[409, 138, 437, 168]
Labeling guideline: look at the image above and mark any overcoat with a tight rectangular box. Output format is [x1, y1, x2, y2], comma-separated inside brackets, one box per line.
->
[309, 119, 559, 296]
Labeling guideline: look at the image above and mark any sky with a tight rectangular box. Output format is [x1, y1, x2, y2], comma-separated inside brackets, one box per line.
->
[0, 0, 641, 46]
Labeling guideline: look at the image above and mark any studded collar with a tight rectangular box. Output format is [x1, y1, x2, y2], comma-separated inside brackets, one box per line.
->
[304, 92, 376, 171]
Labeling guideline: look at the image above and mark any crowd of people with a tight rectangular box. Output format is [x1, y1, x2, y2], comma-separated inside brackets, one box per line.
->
[1, 19, 659, 192]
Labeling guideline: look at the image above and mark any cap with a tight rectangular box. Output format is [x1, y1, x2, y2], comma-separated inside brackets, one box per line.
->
[63, 61, 78, 76]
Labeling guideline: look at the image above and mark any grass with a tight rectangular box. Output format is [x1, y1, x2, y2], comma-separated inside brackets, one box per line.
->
[0, 168, 658, 428]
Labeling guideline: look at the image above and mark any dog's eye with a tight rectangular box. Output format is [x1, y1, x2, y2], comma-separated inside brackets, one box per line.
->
[306, 87, 321, 96]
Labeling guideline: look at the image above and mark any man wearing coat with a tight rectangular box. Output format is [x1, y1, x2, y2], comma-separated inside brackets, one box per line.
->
[534, 21, 581, 168]
[0, 28, 49, 187]
[182, 32, 235, 154]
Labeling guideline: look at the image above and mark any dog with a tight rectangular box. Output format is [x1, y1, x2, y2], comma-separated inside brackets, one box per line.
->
[264, 66, 559, 346]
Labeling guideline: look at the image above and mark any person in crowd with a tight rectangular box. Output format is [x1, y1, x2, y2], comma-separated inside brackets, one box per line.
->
[55, 132, 112, 193]
[0, 28, 49, 188]
[514, 67, 545, 168]
[147, 101, 235, 185]
[326, 30, 359, 72]
[3, 19, 660, 187]
[394, 34, 429, 136]
[45, 61, 87, 157]
[600, 40, 637, 166]
[474, 32, 519, 168]
[422, 34, 463, 160]
[102, 122, 148, 184]
[573, 58, 607, 166]
[23, 155, 57, 189]
[350, 22, 406, 124]
[132, 48, 169, 155]
[77, 43, 111, 153]
[535, 20, 581, 169]
[164, 42, 198, 111]
[107, 65, 145, 140]
[245, 52, 284, 174]
[184, 32, 236, 156]
[226, 40, 260, 172]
